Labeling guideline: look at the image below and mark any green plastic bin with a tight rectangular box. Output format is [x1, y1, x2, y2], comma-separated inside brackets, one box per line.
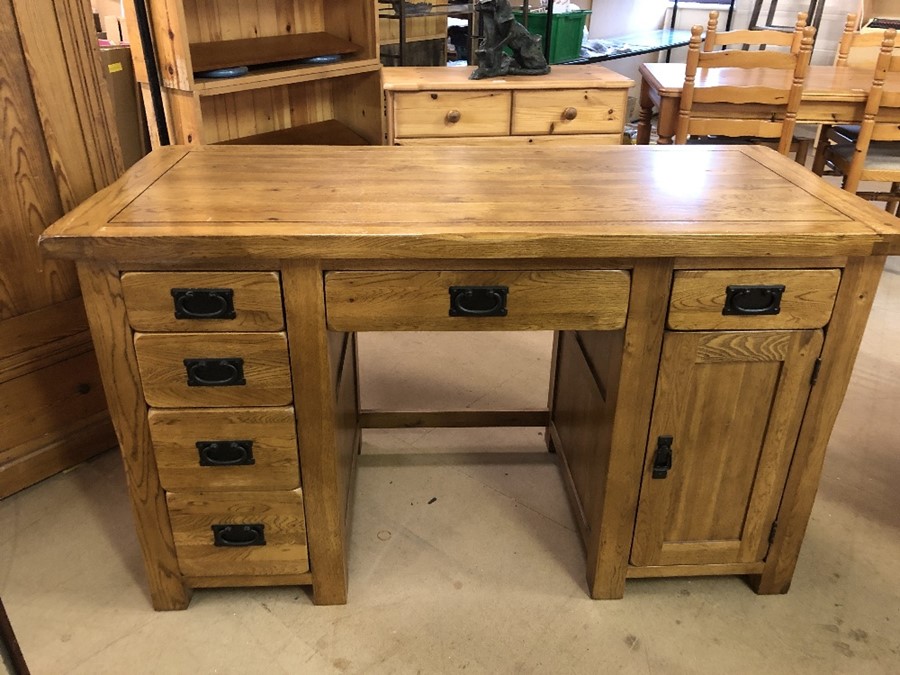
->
[512, 9, 591, 64]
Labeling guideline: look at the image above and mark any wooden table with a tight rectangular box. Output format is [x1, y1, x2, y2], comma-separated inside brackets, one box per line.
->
[637, 62, 900, 145]
[40, 145, 900, 610]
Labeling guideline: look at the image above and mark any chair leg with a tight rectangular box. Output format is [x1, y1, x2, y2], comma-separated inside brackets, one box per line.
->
[794, 139, 811, 166]
[810, 124, 831, 175]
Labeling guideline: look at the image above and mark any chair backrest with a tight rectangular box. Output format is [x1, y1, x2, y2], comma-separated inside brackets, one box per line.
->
[835, 13, 900, 67]
[704, 10, 809, 56]
[840, 29, 900, 192]
[675, 24, 816, 154]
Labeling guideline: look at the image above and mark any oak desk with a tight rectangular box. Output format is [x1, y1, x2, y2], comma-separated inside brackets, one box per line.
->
[637, 63, 900, 145]
[40, 145, 900, 610]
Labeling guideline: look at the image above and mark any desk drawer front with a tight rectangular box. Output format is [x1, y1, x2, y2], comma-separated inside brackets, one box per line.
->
[325, 270, 630, 331]
[149, 407, 299, 491]
[668, 270, 841, 330]
[166, 490, 309, 577]
[394, 134, 623, 146]
[392, 91, 512, 137]
[134, 332, 293, 407]
[511, 89, 627, 135]
[122, 272, 284, 332]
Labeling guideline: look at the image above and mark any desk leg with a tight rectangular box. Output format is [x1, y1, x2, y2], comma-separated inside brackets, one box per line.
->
[586, 259, 672, 599]
[749, 256, 885, 594]
[77, 264, 192, 611]
[283, 261, 349, 605]
[636, 78, 654, 145]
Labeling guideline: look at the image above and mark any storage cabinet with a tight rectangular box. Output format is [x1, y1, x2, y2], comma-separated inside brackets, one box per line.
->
[383, 65, 633, 144]
[124, 0, 383, 145]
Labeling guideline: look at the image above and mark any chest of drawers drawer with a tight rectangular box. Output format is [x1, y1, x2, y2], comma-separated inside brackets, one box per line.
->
[324, 270, 630, 331]
[121, 271, 284, 332]
[133, 332, 293, 407]
[668, 269, 841, 330]
[392, 90, 512, 138]
[511, 89, 627, 136]
[166, 489, 309, 577]
[148, 407, 300, 491]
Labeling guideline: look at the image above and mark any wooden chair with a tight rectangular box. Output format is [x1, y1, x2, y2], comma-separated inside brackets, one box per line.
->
[704, 10, 809, 54]
[699, 10, 815, 163]
[811, 14, 899, 174]
[674, 23, 816, 160]
[816, 29, 900, 215]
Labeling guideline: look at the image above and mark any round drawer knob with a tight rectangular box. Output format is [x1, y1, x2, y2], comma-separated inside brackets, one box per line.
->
[563, 107, 578, 121]
[446, 109, 462, 124]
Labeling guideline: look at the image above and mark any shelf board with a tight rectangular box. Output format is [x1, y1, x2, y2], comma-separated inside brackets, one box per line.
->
[191, 32, 362, 73]
[215, 119, 371, 146]
[193, 59, 382, 96]
[564, 29, 692, 64]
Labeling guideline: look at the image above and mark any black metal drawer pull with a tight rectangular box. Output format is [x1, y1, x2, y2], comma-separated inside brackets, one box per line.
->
[197, 440, 255, 466]
[652, 435, 673, 479]
[448, 285, 508, 317]
[171, 288, 236, 320]
[211, 524, 266, 547]
[723, 284, 785, 316]
[184, 358, 245, 387]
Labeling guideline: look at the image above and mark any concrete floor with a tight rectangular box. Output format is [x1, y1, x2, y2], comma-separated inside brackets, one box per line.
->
[1, 259, 898, 674]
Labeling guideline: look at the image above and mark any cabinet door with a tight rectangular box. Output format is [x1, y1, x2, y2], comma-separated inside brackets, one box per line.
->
[630, 330, 823, 567]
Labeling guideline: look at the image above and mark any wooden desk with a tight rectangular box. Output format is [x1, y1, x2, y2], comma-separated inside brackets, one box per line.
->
[40, 145, 900, 610]
[637, 63, 900, 145]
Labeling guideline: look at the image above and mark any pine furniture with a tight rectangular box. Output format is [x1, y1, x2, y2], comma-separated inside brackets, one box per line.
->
[383, 65, 632, 145]
[40, 144, 900, 609]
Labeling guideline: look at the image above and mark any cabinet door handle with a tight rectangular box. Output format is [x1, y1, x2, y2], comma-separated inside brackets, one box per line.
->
[446, 109, 461, 124]
[171, 288, 236, 320]
[211, 524, 266, 547]
[722, 284, 785, 316]
[652, 435, 673, 479]
[563, 106, 578, 121]
[448, 286, 508, 317]
[197, 440, 255, 466]
[184, 358, 246, 387]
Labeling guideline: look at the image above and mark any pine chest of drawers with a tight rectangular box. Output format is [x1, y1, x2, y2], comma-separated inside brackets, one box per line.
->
[383, 65, 633, 145]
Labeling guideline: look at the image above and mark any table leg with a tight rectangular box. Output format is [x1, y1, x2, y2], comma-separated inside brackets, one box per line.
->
[636, 78, 653, 145]
[656, 97, 678, 145]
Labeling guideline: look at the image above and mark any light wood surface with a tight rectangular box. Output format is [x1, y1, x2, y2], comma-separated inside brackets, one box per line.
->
[324, 270, 630, 331]
[148, 407, 300, 491]
[166, 489, 309, 577]
[134, 332, 293, 408]
[0, 0, 121, 497]
[383, 65, 635, 91]
[39, 146, 900, 261]
[667, 269, 841, 330]
[122, 271, 284, 332]
[639, 62, 900, 145]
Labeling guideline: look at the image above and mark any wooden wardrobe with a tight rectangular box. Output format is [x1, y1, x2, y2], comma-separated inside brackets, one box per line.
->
[0, 0, 122, 497]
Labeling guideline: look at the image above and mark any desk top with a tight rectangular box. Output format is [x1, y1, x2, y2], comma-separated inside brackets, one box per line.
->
[640, 63, 900, 103]
[40, 145, 900, 263]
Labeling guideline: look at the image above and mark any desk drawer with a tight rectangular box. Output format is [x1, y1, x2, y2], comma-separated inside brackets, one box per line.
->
[122, 272, 284, 332]
[134, 332, 293, 408]
[166, 490, 309, 577]
[392, 90, 511, 137]
[325, 270, 630, 331]
[149, 407, 299, 491]
[511, 89, 626, 135]
[668, 269, 841, 330]
[394, 134, 623, 146]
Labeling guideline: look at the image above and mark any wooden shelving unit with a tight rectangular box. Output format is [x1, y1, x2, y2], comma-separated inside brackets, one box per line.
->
[125, 0, 384, 146]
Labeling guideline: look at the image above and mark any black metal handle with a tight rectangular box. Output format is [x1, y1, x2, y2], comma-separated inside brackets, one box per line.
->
[184, 358, 245, 387]
[652, 435, 673, 479]
[723, 284, 785, 316]
[197, 440, 255, 466]
[212, 524, 266, 547]
[448, 286, 508, 317]
[171, 288, 236, 320]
